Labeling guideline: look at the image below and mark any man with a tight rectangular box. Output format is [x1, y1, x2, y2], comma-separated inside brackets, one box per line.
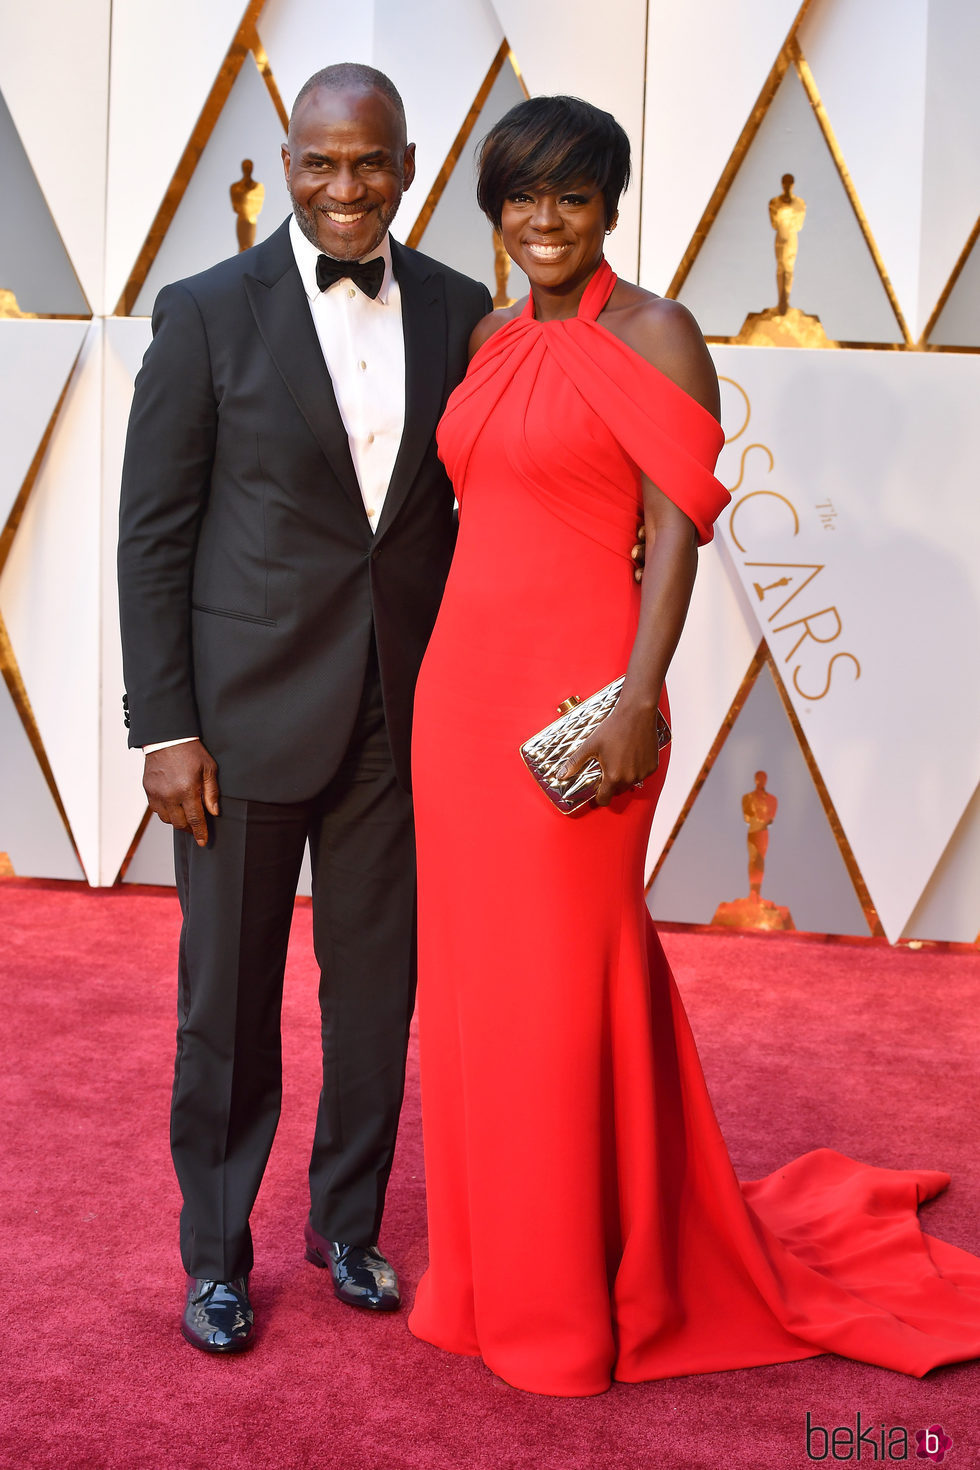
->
[117, 63, 491, 1354]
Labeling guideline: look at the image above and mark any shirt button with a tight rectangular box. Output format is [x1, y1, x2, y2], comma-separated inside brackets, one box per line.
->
[367, 506, 377, 518]
[348, 287, 356, 298]
[367, 433, 375, 444]
[358, 360, 367, 371]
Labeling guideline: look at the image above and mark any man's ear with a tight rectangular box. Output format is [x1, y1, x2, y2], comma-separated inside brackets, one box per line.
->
[281, 142, 291, 185]
[402, 141, 417, 192]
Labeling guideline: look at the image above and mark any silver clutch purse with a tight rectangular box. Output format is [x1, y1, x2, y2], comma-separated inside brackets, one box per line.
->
[519, 676, 671, 814]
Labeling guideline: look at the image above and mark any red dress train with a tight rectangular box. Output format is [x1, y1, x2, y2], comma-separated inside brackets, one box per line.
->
[408, 260, 980, 1396]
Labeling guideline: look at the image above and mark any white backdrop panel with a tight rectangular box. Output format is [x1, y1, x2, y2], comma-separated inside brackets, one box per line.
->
[641, 0, 803, 292]
[0, 683, 83, 881]
[901, 782, 980, 944]
[134, 58, 291, 316]
[929, 237, 980, 349]
[417, 59, 529, 300]
[645, 538, 759, 876]
[0, 323, 104, 881]
[102, 319, 155, 884]
[798, 0, 927, 339]
[490, 0, 646, 281]
[257, 0, 374, 116]
[678, 66, 900, 343]
[0, 322, 88, 530]
[922, 2, 980, 338]
[649, 661, 870, 936]
[919, 0, 980, 340]
[0, 0, 110, 312]
[0, 89, 90, 317]
[375, 0, 504, 242]
[713, 347, 980, 942]
[105, 0, 247, 312]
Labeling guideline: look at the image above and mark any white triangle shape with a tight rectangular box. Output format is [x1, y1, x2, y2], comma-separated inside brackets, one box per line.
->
[678, 64, 901, 343]
[798, 0, 927, 341]
[374, 0, 506, 241]
[927, 232, 980, 348]
[257, 0, 375, 121]
[641, 0, 803, 292]
[132, 58, 291, 315]
[0, 321, 89, 532]
[919, 6, 980, 341]
[105, 0, 248, 313]
[646, 535, 760, 878]
[0, 323, 104, 882]
[101, 319, 155, 885]
[901, 782, 980, 944]
[415, 56, 530, 299]
[489, 0, 646, 280]
[0, 0, 109, 312]
[649, 660, 871, 937]
[0, 679, 83, 881]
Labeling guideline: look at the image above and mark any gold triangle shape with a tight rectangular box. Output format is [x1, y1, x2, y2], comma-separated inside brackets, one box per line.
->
[646, 639, 884, 938]
[0, 86, 91, 319]
[791, 40, 910, 345]
[0, 354, 85, 868]
[920, 212, 980, 350]
[666, 2, 909, 349]
[114, 805, 153, 885]
[114, 0, 278, 315]
[406, 40, 527, 250]
[646, 642, 767, 891]
[666, 1, 815, 301]
[761, 644, 883, 936]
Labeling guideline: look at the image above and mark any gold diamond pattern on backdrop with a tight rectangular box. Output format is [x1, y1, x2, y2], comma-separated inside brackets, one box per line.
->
[0, 0, 976, 945]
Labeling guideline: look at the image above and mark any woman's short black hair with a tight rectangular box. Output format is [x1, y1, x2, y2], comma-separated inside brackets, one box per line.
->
[477, 95, 631, 230]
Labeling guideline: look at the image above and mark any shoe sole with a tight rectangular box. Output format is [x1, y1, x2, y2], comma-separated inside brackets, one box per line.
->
[180, 1321, 254, 1353]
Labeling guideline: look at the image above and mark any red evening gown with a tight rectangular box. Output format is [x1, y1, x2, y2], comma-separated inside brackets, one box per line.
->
[408, 259, 980, 1396]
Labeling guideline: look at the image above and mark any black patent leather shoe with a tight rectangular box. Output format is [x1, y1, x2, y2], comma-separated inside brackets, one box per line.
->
[304, 1222, 401, 1311]
[181, 1276, 254, 1353]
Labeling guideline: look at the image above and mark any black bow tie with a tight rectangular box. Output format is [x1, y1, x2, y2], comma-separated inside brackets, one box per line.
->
[315, 253, 385, 299]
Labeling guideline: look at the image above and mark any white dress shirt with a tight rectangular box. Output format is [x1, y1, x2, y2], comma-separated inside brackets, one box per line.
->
[143, 217, 407, 753]
[289, 215, 406, 532]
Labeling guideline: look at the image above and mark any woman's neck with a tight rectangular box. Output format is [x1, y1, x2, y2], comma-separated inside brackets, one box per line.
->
[530, 260, 604, 322]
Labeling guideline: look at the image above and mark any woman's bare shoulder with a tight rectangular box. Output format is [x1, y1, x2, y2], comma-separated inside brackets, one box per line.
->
[468, 300, 526, 359]
[602, 284, 720, 420]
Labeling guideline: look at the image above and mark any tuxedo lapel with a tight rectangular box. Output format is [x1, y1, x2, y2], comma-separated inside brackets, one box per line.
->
[243, 221, 363, 513]
[375, 240, 448, 541]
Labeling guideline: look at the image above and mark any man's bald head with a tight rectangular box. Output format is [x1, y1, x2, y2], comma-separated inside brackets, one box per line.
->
[289, 64, 407, 151]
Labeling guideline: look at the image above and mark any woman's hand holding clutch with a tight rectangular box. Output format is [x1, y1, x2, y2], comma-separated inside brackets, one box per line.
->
[558, 697, 664, 807]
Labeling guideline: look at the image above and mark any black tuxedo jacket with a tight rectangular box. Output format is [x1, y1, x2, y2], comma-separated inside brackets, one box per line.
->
[118, 218, 491, 801]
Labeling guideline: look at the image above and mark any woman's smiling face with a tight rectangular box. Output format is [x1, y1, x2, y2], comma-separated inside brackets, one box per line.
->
[499, 182, 614, 302]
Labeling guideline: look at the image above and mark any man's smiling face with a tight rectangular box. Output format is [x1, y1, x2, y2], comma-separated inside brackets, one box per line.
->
[282, 84, 416, 261]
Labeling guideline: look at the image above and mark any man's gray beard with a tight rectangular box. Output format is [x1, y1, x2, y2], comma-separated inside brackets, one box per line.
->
[290, 194, 401, 261]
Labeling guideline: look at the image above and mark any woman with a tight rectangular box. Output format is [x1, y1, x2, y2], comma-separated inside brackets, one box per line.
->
[408, 95, 980, 1396]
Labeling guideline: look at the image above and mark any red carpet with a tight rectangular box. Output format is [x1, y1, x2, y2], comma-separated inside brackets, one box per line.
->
[0, 880, 977, 1469]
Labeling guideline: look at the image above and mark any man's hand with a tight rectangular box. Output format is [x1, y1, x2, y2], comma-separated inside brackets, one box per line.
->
[631, 523, 646, 583]
[143, 740, 220, 848]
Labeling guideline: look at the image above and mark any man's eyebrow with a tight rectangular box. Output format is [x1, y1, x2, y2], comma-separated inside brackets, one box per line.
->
[300, 149, 393, 164]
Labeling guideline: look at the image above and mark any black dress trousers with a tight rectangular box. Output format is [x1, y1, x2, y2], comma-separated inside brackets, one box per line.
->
[170, 650, 416, 1279]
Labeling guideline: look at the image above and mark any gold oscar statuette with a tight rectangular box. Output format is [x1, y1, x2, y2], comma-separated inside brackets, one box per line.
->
[0, 288, 36, 319]
[712, 771, 795, 932]
[0, 851, 14, 877]
[492, 229, 516, 310]
[736, 174, 836, 348]
[230, 160, 265, 253]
